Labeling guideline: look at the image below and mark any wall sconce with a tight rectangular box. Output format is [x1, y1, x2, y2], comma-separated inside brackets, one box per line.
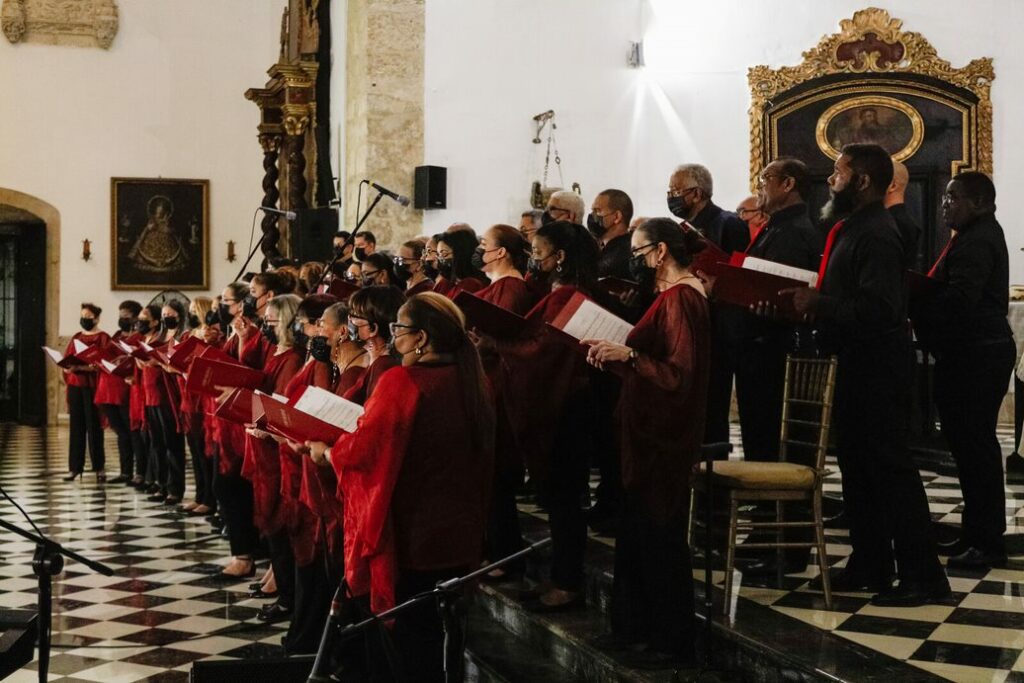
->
[627, 41, 645, 68]
[226, 240, 236, 263]
[81, 239, 92, 261]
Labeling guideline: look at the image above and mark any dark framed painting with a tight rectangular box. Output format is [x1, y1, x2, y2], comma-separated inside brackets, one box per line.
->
[111, 177, 209, 290]
[815, 95, 924, 162]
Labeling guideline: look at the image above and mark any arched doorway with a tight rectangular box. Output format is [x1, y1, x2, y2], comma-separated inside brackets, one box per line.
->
[0, 189, 59, 426]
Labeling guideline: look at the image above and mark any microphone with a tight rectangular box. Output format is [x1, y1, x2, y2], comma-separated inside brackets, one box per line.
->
[259, 206, 297, 220]
[366, 180, 411, 207]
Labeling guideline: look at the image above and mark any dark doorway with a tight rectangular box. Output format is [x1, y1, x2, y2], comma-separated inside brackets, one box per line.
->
[0, 211, 47, 425]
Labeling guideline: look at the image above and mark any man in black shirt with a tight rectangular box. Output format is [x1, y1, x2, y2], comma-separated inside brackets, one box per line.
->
[910, 172, 1014, 568]
[668, 164, 749, 443]
[884, 160, 921, 270]
[590, 189, 633, 280]
[784, 144, 948, 607]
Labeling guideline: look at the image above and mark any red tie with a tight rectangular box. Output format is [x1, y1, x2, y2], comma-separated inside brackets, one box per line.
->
[927, 234, 958, 277]
[745, 223, 768, 255]
[815, 220, 845, 290]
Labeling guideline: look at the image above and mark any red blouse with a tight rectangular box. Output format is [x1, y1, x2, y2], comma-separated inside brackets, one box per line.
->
[405, 279, 435, 297]
[64, 331, 109, 389]
[94, 331, 128, 405]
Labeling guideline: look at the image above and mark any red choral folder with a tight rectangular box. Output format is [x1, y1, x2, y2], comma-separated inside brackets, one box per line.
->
[185, 355, 264, 397]
[42, 346, 88, 369]
[99, 357, 135, 378]
[74, 343, 122, 366]
[712, 256, 813, 323]
[212, 387, 257, 425]
[906, 270, 946, 301]
[328, 278, 360, 300]
[597, 277, 639, 298]
[454, 291, 530, 339]
[547, 292, 634, 351]
[258, 394, 347, 445]
[680, 220, 730, 277]
[167, 335, 207, 373]
[116, 340, 167, 362]
[194, 343, 239, 366]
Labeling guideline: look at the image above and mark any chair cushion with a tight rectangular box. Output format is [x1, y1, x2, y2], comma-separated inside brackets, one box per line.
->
[698, 461, 816, 490]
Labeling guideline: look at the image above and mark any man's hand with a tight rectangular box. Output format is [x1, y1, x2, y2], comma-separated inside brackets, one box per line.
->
[777, 286, 819, 322]
[306, 440, 330, 466]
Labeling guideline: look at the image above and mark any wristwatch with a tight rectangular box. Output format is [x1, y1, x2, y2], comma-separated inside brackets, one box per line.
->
[628, 348, 639, 363]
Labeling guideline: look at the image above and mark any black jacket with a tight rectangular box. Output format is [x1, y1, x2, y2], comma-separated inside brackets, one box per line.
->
[690, 202, 750, 254]
[888, 203, 922, 271]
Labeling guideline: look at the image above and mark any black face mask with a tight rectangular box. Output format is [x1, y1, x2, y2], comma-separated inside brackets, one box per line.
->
[292, 322, 309, 350]
[527, 254, 553, 275]
[187, 313, 200, 329]
[135, 320, 152, 334]
[394, 263, 412, 282]
[333, 244, 345, 258]
[587, 213, 607, 238]
[667, 195, 690, 219]
[436, 258, 453, 279]
[347, 320, 362, 343]
[260, 321, 278, 346]
[541, 210, 556, 226]
[422, 261, 439, 280]
[354, 247, 367, 261]
[218, 303, 233, 327]
[117, 317, 133, 334]
[242, 295, 258, 319]
[629, 253, 656, 292]
[162, 316, 179, 330]
[80, 317, 96, 332]
[309, 335, 331, 362]
[470, 249, 487, 271]
[205, 310, 220, 327]
[361, 275, 377, 288]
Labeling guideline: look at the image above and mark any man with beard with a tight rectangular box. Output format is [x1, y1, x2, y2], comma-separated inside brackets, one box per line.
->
[781, 143, 948, 606]
[667, 164, 750, 444]
[910, 172, 1013, 569]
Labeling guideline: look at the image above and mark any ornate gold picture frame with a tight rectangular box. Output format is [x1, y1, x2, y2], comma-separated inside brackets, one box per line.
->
[815, 95, 924, 162]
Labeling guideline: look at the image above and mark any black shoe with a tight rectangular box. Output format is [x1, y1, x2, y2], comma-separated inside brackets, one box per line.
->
[213, 563, 256, 582]
[587, 504, 620, 536]
[62, 471, 82, 482]
[620, 649, 697, 671]
[870, 578, 951, 607]
[739, 557, 808, 578]
[257, 602, 292, 623]
[144, 483, 160, 495]
[107, 474, 129, 485]
[1006, 453, 1024, 480]
[131, 477, 146, 489]
[823, 511, 850, 529]
[147, 492, 166, 502]
[947, 546, 1007, 569]
[808, 567, 891, 593]
[937, 538, 971, 557]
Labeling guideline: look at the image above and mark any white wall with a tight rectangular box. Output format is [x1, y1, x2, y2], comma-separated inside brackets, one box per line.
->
[422, 0, 1024, 279]
[0, 0, 283, 334]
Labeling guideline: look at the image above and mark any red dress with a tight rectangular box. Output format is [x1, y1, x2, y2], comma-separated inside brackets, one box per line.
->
[405, 279, 435, 297]
[331, 363, 495, 614]
[434, 276, 486, 299]
[64, 331, 110, 392]
[214, 333, 265, 476]
[618, 284, 710, 521]
[94, 331, 128, 406]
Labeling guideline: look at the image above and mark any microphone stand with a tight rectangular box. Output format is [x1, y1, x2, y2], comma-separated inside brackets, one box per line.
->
[697, 442, 731, 680]
[310, 190, 387, 293]
[306, 537, 552, 683]
[0, 515, 113, 683]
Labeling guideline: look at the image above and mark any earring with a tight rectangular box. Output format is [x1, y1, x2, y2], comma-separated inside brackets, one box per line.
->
[656, 258, 664, 267]
[556, 263, 563, 273]
[415, 347, 423, 356]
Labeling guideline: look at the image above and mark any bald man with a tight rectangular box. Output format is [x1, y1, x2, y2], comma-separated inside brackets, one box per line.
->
[884, 160, 921, 270]
[736, 195, 768, 242]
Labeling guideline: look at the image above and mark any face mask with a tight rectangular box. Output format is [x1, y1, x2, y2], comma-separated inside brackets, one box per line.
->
[117, 317, 133, 334]
[527, 254, 555, 275]
[436, 258, 453, 279]
[541, 210, 555, 226]
[587, 213, 607, 238]
[80, 317, 96, 332]
[354, 247, 367, 262]
[162, 316, 179, 330]
[423, 261, 439, 279]
[260, 321, 278, 346]
[205, 310, 220, 327]
[667, 195, 690, 219]
[135, 320, 152, 334]
[347, 320, 362, 343]
[309, 335, 331, 363]
[187, 313, 200, 329]
[629, 253, 656, 291]
[394, 263, 412, 282]
[242, 295, 258, 319]
[333, 244, 345, 258]
[361, 275, 377, 288]
[292, 322, 309, 350]
[218, 303, 233, 326]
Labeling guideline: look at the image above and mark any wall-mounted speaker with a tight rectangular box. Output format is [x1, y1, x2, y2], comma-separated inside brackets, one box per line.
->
[290, 207, 338, 263]
[414, 165, 447, 210]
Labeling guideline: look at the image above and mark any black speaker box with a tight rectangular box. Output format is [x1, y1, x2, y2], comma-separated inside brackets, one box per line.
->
[191, 655, 314, 682]
[290, 207, 338, 263]
[414, 165, 447, 209]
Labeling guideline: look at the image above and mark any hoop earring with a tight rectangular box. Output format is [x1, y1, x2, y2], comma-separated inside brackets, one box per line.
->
[556, 263, 563, 273]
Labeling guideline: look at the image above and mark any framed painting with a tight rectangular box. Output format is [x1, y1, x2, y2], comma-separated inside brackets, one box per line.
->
[815, 95, 924, 162]
[110, 177, 209, 290]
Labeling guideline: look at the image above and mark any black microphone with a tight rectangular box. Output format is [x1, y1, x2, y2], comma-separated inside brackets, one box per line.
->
[366, 180, 411, 207]
[259, 206, 297, 220]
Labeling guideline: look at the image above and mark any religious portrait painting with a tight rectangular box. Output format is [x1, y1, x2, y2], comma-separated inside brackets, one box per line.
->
[111, 177, 209, 290]
[816, 96, 924, 162]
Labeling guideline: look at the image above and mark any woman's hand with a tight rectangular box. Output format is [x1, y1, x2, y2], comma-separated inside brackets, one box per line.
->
[203, 326, 223, 344]
[306, 440, 330, 466]
[581, 339, 632, 370]
[468, 328, 496, 353]
[246, 426, 272, 440]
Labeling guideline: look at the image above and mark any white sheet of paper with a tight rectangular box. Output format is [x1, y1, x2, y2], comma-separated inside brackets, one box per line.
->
[116, 340, 135, 355]
[72, 339, 89, 355]
[255, 390, 288, 403]
[561, 299, 633, 345]
[293, 385, 364, 434]
[742, 256, 818, 287]
[42, 346, 65, 364]
[101, 359, 119, 373]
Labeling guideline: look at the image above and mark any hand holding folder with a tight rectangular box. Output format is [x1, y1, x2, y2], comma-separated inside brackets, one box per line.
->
[42, 346, 89, 369]
[548, 292, 634, 350]
[185, 355, 264, 397]
[454, 291, 531, 339]
[259, 386, 364, 445]
[713, 254, 819, 323]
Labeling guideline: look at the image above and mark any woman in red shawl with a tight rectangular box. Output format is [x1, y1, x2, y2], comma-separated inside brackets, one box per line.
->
[62, 302, 109, 481]
[394, 238, 434, 296]
[433, 229, 487, 298]
[94, 300, 141, 485]
[584, 218, 710, 668]
[308, 292, 495, 681]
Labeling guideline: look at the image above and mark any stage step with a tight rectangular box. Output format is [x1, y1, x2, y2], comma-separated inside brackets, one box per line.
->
[464, 610, 579, 683]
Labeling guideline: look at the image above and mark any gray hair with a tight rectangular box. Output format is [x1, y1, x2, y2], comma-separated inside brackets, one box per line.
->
[547, 190, 586, 224]
[521, 209, 544, 229]
[673, 164, 714, 198]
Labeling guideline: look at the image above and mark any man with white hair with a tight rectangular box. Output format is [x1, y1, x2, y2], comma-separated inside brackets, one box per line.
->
[884, 159, 921, 270]
[519, 209, 544, 242]
[545, 190, 585, 225]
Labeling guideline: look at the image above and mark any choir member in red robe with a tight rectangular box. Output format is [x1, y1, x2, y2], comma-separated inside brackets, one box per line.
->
[94, 300, 143, 485]
[343, 286, 403, 404]
[470, 224, 535, 579]
[142, 301, 188, 505]
[395, 238, 435, 296]
[359, 252, 400, 289]
[308, 292, 495, 680]
[495, 221, 601, 610]
[178, 296, 216, 515]
[584, 218, 710, 667]
[434, 229, 487, 298]
[63, 303, 110, 481]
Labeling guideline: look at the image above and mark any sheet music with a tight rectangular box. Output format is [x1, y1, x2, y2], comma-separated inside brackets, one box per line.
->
[72, 339, 88, 355]
[294, 385, 364, 434]
[742, 256, 818, 287]
[116, 340, 134, 354]
[42, 346, 65, 364]
[561, 299, 633, 345]
[255, 390, 288, 403]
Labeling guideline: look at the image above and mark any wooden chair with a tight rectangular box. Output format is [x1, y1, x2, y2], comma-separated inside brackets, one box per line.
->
[691, 355, 838, 613]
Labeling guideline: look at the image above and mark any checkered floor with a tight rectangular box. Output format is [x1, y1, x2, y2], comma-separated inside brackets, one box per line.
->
[0, 424, 287, 683]
[2, 423, 1024, 682]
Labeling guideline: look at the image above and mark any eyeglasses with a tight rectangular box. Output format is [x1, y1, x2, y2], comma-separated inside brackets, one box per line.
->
[666, 186, 700, 199]
[630, 242, 657, 257]
[393, 256, 420, 266]
[756, 173, 790, 187]
[737, 207, 762, 216]
[388, 322, 418, 337]
[362, 269, 380, 278]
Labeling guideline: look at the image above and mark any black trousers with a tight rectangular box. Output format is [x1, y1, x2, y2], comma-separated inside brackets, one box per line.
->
[485, 458, 525, 573]
[934, 339, 1015, 554]
[285, 546, 340, 655]
[134, 427, 149, 481]
[834, 337, 943, 584]
[67, 384, 105, 473]
[101, 403, 140, 478]
[704, 341, 736, 444]
[213, 467, 260, 557]
[144, 405, 186, 498]
[267, 530, 296, 610]
[591, 371, 623, 511]
[611, 495, 695, 658]
[542, 387, 596, 592]
[734, 335, 787, 462]
[184, 414, 214, 506]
